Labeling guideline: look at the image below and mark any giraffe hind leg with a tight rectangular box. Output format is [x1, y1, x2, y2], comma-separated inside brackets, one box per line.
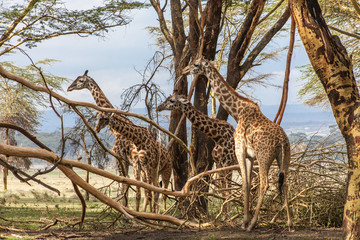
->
[247, 165, 269, 231]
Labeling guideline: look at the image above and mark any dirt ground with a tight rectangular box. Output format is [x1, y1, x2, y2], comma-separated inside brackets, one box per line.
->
[2, 227, 343, 239]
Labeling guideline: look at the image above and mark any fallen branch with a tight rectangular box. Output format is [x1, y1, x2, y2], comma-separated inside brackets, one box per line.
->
[0, 142, 216, 228]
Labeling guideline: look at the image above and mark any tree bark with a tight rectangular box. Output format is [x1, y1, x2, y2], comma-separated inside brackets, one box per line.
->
[2, 167, 7, 190]
[167, 0, 189, 191]
[187, 0, 222, 214]
[290, 0, 360, 239]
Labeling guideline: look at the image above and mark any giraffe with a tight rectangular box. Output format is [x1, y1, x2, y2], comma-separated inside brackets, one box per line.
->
[67, 70, 135, 207]
[94, 111, 172, 213]
[182, 58, 292, 231]
[112, 136, 143, 211]
[156, 94, 237, 199]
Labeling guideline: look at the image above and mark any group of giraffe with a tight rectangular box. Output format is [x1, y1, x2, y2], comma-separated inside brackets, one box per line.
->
[67, 57, 292, 231]
[67, 72, 171, 212]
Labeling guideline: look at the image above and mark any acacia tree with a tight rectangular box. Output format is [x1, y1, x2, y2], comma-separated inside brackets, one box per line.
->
[150, 0, 291, 212]
[0, 0, 145, 190]
[290, 0, 360, 238]
[0, 0, 144, 56]
[0, 60, 67, 190]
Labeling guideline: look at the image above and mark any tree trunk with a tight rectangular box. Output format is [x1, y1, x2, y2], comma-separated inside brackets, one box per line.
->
[290, 0, 360, 239]
[168, 0, 189, 191]
[2, 128, 10, 190]
[189, 0, 222, 215]
[2, 167, 7, 190]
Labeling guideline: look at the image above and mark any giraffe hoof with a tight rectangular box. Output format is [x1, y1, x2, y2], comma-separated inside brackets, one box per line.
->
[246, 224, 255, 232]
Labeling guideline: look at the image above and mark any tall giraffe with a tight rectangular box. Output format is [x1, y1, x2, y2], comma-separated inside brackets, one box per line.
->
[67, 70, 135, 207]
[94, 111, 172, 213]
[182, 58, 292, 231]
[157, 94, 237, 197]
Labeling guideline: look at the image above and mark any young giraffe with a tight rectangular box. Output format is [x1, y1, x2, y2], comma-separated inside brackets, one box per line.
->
[112, 136, 144, 211]
[67, 70, 136, 207]
[182, 58, 292, 231]
[94, 111, 172, 213]
[157, 94, 237, 197]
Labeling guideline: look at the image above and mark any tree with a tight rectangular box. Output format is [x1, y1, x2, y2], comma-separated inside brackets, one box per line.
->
[0, 0, 145, 56]
[0, 60, 67, 189]
[290, 0, 360, 238]
[0, 0, 145, 191]
[297, 0, 360, 108]
[150, 0, 291, 213]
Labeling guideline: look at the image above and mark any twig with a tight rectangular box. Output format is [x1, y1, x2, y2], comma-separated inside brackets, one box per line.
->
[0, 156, 60, 195]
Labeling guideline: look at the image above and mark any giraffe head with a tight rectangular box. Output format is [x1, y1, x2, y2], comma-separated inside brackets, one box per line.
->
[67, 70, 92, 91]
[156, 94, 189, 112]
[94, 111, 111, 133]
[182, 58, 211, 76]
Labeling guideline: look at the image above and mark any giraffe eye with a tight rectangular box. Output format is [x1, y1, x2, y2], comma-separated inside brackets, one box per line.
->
[194, 64, 199, 67]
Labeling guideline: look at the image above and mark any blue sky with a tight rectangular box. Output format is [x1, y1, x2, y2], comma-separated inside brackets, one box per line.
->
[4, 1, 312, 111]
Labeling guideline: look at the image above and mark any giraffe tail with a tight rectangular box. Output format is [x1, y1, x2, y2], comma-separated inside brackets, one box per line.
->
[278, 172, 284, 194]
[278, 142, 287, 194]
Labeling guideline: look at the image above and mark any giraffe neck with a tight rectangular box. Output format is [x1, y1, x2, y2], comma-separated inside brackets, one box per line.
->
[88, 80, 132, 124]
[204, 63, 258, 121]
[88, 81, 114, 108]
[108, 115, 149, 147]
[178, 102, 224, 141]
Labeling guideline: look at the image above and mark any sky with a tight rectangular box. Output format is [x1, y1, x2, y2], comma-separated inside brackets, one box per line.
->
[3, 1, 313, 112]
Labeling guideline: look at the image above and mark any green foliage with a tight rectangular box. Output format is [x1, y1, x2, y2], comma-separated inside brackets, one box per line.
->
[0, 60, 69, 131]
[0, 0, 147, 55]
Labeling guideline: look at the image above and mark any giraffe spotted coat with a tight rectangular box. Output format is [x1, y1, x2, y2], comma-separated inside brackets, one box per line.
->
[182, 58, 292, 231]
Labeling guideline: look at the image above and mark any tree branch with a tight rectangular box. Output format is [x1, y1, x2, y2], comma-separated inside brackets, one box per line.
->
[150, 0, 174, 50]
[0, 0, 41, 47]
[0, 65, 189, 154]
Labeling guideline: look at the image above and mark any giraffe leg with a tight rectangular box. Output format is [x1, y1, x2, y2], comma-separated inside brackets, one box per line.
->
[160, 165, 171, 212]
[152, 177, 159, 213]
[134, 163, 141, 211]
[282, 175, 293, 229]
[247, 166, 269, 231]
[235, 137, 250, 229]
[121, 161, 130, 207]
[142, 173, 152, 212]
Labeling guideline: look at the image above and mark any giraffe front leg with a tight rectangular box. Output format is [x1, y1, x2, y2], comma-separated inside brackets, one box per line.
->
[133, 163, 142, 211]
[120, 161, 130, 207]
[142, 172, 152, 212]
[160, 165, 171, 212]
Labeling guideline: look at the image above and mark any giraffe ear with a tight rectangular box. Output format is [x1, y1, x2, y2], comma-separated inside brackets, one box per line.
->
[84, 70, 88, 76]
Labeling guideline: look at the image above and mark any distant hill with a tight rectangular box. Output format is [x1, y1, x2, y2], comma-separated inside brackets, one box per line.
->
[36, 104, 336, 135]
